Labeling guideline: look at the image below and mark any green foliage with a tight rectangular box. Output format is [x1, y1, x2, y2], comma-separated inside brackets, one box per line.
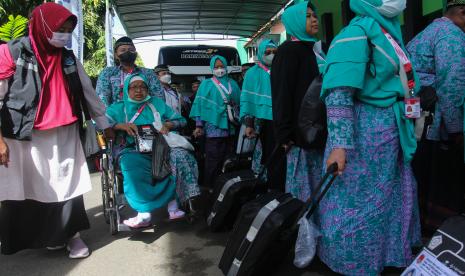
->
[82, 0, 107, 80]
[0, 15, 28, 41]
[0, 0, 48, 25]
[135, 54, 145, 68]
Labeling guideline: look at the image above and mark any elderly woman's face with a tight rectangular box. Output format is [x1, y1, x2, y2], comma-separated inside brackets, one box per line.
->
[128, 80, 148, 101]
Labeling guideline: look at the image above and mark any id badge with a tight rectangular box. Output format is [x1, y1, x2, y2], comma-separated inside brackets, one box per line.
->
[136, 125, 155, 153]
[136, 137, 153, 153]
[404, 97, 421, 119]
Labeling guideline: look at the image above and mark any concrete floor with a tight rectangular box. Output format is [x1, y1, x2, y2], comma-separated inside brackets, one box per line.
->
[0, 173, 404, 276]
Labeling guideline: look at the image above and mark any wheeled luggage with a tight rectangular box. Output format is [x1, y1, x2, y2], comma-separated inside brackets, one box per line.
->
[219, 163, 338, 276]
[207, 170, 264, 231]
[222, 135, 258, 174]
[402, 215, 465, 276]
[207, 146, 281, 232]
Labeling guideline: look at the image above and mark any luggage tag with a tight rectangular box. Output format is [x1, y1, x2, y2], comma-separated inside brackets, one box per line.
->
[404, 96, 421, 119]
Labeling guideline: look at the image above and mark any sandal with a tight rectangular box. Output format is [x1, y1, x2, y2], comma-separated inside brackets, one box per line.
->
[67, 237, 90, 259]
[123, 217, 152, 229]
[168, 209, 186, 220]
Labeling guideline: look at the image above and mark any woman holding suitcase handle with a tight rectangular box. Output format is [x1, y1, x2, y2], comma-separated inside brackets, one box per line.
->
[319, 0, 421, 274]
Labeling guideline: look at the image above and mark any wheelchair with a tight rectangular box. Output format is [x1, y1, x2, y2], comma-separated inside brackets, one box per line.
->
[98, 135, 200, 235]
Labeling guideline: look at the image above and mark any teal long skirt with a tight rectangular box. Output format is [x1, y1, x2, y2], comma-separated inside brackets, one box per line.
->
[119, 152, 176, 213]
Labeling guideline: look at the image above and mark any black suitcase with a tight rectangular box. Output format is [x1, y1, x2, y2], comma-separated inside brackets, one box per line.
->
[207, 170, 265, 231]
[222, 135, 258, 174]
[207, 146, 282, 232]
[219, 163, 339, 276]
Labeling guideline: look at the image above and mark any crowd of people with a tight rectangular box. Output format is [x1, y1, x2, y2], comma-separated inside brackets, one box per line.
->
[0, 0, 464, 275]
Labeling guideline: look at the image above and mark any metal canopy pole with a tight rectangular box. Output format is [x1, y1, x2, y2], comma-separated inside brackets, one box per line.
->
[105, 0, 115, 66]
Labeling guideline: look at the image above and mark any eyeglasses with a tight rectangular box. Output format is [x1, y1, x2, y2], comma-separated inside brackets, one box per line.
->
[264, 49, 277, 56]
[129, 85, 148, 92]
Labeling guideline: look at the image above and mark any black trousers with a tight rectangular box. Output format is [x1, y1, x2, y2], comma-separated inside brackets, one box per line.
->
[260, 120, 286, 192]
[204, 137, 234, 189]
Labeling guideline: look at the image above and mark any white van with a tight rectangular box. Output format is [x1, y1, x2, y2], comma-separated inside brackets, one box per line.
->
[157, 45, 242, 94]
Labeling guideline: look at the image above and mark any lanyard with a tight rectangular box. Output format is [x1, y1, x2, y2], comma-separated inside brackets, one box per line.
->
[212, 77, 232, 96]
[381, 29, 415, 92]
[125, 103, 147, 124]
[291, 36, 300, 42]
[257, 62, 270, 75]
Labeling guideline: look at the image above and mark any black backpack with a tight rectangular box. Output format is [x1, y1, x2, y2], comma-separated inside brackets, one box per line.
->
[297, 75, 328, 149]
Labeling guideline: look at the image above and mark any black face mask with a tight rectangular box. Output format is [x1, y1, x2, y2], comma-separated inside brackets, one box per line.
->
[118, 51, 137, 64]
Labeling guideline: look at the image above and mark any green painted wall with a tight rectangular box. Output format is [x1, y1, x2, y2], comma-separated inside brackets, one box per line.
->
[423, 0, 445, 15]
[313, 0, 344, 36]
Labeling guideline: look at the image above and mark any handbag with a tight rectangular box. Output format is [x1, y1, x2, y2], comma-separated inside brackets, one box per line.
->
[212, 77, 240, 126]
[83, 120, 100, 157]
[297, 74, 328, 149]
[151, 130, 172, 182]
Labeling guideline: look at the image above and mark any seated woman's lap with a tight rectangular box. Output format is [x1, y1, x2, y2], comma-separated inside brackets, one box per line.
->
[119, 152, 176, 213]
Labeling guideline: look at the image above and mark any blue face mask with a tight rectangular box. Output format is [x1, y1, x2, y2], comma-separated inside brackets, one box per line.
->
[362, 0, 406, 18]
[128, 95, 151, 104]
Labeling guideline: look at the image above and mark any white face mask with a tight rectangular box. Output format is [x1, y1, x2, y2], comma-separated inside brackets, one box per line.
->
[159, 74, 172, 84]
[362, 0, 406, 18]
[262, 54, 274, 66]
[48, 32, 72, 48]
[213, 68, 227, 78]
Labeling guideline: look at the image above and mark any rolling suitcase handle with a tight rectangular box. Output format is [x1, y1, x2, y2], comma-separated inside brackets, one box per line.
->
[297, 162, 339, 222]
[237, 133, 259, 155]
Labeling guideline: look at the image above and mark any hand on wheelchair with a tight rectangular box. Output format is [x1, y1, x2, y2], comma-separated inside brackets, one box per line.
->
[103, 127, 116, 141]
[114, 123, 138, 137]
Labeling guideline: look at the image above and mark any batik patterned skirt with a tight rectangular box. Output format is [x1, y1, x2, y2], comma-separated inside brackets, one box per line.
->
[285, 147, 323, 202]
[317, 102, 421, 275]
[169, 148, 201, 203]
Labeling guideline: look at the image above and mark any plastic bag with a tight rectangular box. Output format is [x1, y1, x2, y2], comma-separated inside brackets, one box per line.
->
[83, 120, 99, 157]
[294, 214, 321, 268]
[236, 125, 257, 154]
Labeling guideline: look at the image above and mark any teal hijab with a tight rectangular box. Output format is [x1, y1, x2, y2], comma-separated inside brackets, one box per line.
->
[282, 1, 318, 42]
[351, 0, 403, 43]
[240, 39, 277, 121]
[106, 74, 184, 145]
[189, 55, 241, 129]
[322, 0, 419, 162]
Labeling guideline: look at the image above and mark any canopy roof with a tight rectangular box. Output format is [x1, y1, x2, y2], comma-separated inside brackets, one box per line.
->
[112, 0, 290, 39]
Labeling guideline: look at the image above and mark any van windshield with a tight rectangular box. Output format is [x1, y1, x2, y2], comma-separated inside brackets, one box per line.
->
[158, 45, 241, 67]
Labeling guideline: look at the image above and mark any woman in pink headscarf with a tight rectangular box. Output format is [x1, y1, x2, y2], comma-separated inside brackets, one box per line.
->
[0, 3, 112, 258]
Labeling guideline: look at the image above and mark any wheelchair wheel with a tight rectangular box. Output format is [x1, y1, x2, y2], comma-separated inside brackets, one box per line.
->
[101, 171, 110, 224]
[109, 209, 118, 235]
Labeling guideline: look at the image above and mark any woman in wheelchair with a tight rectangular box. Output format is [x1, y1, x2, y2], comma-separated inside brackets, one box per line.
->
[106, 74, 201, 228]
